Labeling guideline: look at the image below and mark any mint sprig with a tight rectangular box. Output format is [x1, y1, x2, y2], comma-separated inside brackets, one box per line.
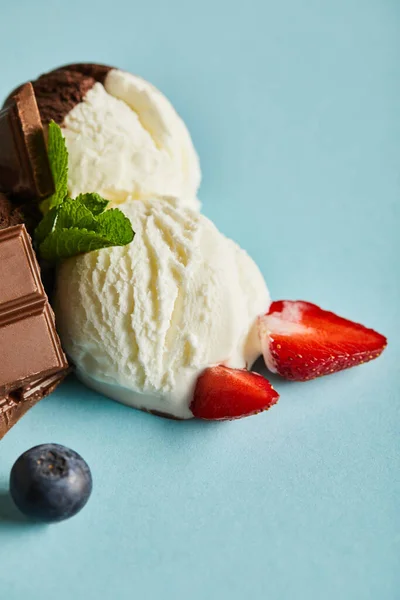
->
[36, 196, 134, 263]
[40, 121, 69, 214]
[35, 122, 134, 263]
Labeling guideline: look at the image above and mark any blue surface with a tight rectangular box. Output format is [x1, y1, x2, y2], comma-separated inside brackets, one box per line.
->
[0, 1, 399, 598]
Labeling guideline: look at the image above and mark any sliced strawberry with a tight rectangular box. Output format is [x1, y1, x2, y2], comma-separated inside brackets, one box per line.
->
[259, 300, 387, 382]
[190, 365, 279, 421]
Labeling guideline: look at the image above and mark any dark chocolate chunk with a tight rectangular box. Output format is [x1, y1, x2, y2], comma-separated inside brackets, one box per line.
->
[0, 83, 53, 199]
[0, 225, 68, 439]
[0, 371, 67, 439]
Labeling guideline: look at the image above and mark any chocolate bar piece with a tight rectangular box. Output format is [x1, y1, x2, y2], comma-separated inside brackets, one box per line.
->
[0, 224, 68, 439]
[0, 83, 53, 199]
[0, 372, 67, 439]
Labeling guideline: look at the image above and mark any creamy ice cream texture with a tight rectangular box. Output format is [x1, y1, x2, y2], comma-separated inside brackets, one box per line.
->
[63, 69, 201, 209]
[55, 198, 270, 419]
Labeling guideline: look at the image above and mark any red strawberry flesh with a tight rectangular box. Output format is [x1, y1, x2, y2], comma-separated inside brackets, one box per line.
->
[259, 300, 387, 381]
[191, 365, 279, 421]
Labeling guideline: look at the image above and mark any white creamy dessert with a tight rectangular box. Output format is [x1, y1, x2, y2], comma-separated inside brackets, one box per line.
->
[54, 198, 270, 419]
[62, 69, 201, 209]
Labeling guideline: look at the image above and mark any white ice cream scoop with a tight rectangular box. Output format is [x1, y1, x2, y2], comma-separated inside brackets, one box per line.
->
[63, 69, 201, 209]
[54, 198, 270, 419]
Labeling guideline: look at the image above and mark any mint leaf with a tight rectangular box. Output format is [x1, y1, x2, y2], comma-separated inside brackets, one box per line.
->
[75, 193, 109, 215]
[97, 209, 135, 244]
[41, 121, 69, 213]
[34, 207, 58, 245]
[36, 196, 134, 263]
[39, 224, 134, 262]
[55, 198, 98, 231]
[35, 196, 100, 247]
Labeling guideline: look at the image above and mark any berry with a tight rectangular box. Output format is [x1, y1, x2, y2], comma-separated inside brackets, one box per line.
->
[191, 365, 279, 420]
[10, 444, 92, 522]
[259, 300, 387, 381]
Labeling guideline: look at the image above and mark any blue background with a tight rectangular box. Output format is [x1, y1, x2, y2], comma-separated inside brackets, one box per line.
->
[0, 1, 399, 598]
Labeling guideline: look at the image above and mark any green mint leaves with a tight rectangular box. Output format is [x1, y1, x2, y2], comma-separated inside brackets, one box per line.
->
[40, 121, 69, 214]
[36, 200, 134, 262]
[35, 122, 134, 263]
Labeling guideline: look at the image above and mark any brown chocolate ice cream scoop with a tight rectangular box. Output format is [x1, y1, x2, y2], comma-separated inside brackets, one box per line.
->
[32, 70, 97, 125]
[3, 63, 113, 126]
[0, 193, 23, 229]
[51, 62, 112, 83]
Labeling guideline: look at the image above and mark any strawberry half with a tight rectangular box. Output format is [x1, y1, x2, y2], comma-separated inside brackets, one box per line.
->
[191, 365, 279, 420]
[259, 300, 387, 381]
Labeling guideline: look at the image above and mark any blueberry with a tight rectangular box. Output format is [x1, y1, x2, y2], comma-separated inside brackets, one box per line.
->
[10, 444, 92, 522]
